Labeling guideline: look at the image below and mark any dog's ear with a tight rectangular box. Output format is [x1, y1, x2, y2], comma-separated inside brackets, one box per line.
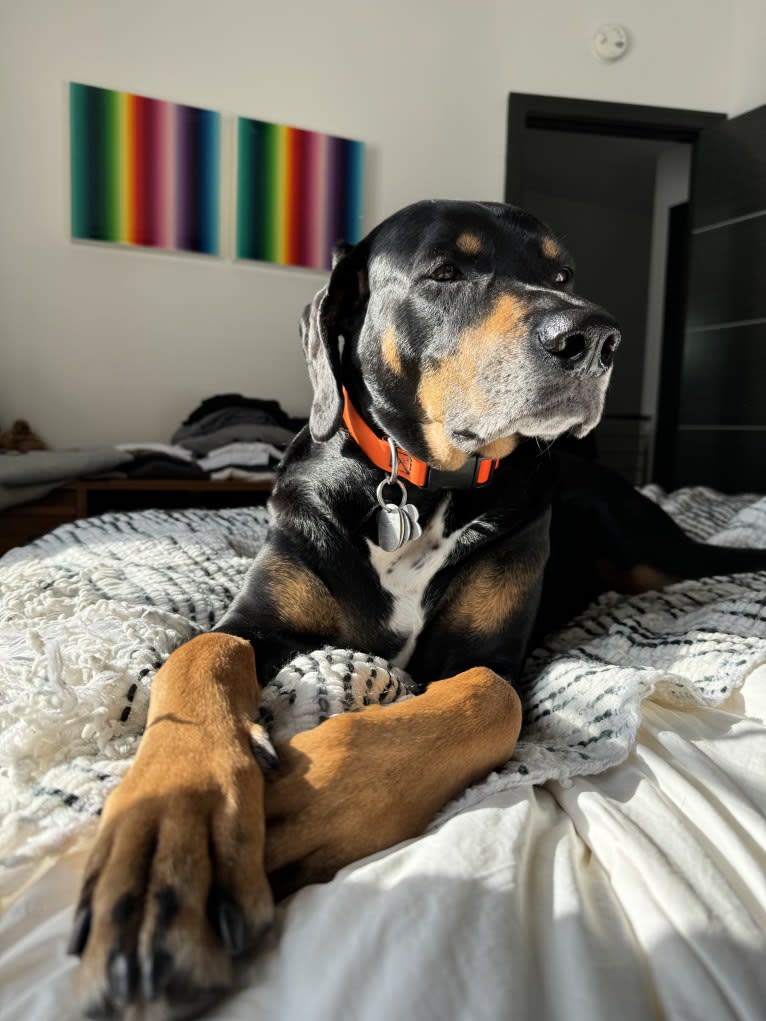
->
[331, 240, 355, 268]
[300, 242, 369, 442]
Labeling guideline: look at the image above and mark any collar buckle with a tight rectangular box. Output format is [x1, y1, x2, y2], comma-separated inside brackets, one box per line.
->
[425, 457, 492, 490]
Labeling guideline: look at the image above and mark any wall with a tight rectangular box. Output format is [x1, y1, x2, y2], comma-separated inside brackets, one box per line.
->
[730, 0, 766, 113]
[0, 0, 740, 447]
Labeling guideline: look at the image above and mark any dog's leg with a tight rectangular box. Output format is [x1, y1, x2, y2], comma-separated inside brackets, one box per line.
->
[265, 667, 521, 896]
[70, 633, 275, 1018]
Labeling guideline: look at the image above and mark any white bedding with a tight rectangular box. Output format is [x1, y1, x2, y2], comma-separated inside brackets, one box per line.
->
[1, 489, 766, 1020]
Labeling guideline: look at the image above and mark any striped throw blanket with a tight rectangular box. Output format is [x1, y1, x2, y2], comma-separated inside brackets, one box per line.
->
[1, 488, 765, 870]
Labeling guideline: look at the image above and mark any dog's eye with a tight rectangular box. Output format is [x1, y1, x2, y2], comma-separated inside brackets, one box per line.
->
[553, 267, 573, 287]
[429, 263, 462, 282]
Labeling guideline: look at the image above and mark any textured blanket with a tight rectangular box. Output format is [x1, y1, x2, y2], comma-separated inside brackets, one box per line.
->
[1, 488, 765, 874]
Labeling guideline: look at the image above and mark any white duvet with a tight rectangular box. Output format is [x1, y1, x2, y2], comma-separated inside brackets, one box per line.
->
[1, 489, 766, 1020]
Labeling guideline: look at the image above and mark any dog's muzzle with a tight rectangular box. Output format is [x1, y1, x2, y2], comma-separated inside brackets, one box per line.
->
[537, 309, 621, 379]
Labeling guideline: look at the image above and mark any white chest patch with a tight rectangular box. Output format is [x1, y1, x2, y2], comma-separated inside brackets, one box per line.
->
[366, 499, 464, 668]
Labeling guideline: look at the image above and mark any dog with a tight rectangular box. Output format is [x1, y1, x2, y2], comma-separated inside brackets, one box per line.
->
[68, 200, 766, 1019]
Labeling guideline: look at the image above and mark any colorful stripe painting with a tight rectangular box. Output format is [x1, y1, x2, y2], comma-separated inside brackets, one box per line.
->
[236, 117, 364, 269]
[70, 83, 220, 255]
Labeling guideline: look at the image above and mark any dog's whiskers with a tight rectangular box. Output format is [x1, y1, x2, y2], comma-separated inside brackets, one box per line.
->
[534, 437, 556, 458]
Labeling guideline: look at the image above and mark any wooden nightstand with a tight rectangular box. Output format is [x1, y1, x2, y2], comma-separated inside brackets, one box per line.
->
[0, 478, 273, 556]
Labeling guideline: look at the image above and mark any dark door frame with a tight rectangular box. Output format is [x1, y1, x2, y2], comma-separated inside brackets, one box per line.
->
[654, 200, 691, 486]
[504, 93, 724, 484]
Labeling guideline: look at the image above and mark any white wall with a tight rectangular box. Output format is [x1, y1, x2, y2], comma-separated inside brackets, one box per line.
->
[0, 0, 743, 447]
[730, 0, 766, 113]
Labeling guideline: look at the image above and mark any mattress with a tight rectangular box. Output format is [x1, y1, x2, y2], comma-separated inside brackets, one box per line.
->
[1, 487, 766, 1020]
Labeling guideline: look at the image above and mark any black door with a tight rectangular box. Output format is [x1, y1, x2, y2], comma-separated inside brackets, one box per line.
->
[673, 104, 766, 492]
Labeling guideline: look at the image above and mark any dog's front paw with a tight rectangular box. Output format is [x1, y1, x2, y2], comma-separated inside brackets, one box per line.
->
[69, 721, 275, 1019]
[264, 707, 430, 896]
[264, 669, 522, 898]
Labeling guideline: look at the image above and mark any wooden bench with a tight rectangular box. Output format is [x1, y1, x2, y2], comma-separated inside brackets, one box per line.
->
[0, 478, 273, 556]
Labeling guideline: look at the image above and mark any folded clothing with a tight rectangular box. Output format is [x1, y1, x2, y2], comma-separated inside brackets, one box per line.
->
[0, 449, 133, 510]
[121, 454, 208, 480]
[117, 442, 285, 481]
[172, 394, 303, 454]
[175, 422, 297, 455]
[0, 449, 134, 489]
[116, 443, 196, 462]
[0, 398, 303, 498]
[209, 467, 278, 482]
[174, 393, 303, 432]
[197, 442, 285, 473]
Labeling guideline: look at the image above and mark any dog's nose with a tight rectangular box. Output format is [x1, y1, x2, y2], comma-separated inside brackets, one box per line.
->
[538, 312, 621, 377]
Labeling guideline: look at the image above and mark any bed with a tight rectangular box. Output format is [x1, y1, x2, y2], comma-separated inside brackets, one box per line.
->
[1, 486, 766, 1021]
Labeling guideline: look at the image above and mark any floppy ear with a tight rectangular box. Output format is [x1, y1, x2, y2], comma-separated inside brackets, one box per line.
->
[299, 243, 368, 442]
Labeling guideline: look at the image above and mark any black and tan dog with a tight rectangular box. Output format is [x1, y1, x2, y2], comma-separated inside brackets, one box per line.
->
[69, 200, 766, 1018]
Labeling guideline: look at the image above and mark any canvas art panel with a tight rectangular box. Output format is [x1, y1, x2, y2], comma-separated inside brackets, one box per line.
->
[236, 116, 364, 270]
[70, 82, 221, 256]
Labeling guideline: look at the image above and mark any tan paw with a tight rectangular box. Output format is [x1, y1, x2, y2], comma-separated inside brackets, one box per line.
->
[264, 670, 521, 898]
[69, 722, 275, 1019]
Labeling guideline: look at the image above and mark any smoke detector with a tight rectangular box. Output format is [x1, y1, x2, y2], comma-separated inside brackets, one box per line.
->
[592, 24, 630, 62]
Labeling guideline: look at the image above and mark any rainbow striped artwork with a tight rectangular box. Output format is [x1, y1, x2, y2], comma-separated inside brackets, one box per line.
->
[236, 117, 364, 269]
[70, 83, 220, 255]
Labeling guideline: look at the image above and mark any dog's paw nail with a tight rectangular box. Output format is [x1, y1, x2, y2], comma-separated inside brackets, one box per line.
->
[216, 896, 246, 956]
[142, 948, 174, 1002]
[107, 949, 136, 1003]
[67, 905, 92, 956]
[250, 723, 279, 772]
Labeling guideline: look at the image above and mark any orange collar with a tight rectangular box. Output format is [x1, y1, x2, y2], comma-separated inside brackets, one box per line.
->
[341, 389, 501, 490]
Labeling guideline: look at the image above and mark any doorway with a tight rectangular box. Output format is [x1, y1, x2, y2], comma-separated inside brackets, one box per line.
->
[505, 94, 723, 486]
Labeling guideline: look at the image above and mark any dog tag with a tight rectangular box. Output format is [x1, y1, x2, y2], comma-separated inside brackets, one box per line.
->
[402, 503, 422, 541]
[377, 504, 408, 552]
[374, 442, 421, 552]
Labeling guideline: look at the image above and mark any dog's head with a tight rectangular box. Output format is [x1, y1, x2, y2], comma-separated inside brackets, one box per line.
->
[300, 199, 620, 470]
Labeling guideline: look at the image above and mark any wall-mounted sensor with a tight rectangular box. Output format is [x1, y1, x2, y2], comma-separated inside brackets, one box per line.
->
[592, 23, 630, 62]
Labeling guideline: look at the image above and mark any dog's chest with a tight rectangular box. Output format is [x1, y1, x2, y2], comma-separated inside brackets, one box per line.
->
[366, 500, 464, 668]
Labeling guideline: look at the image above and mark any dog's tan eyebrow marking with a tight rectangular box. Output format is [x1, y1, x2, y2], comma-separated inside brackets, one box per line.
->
[541, 236, 560, 260]
[469, 293, 528, 340]
[381, 327, 403, 376]
[456, 232, 482, 255]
